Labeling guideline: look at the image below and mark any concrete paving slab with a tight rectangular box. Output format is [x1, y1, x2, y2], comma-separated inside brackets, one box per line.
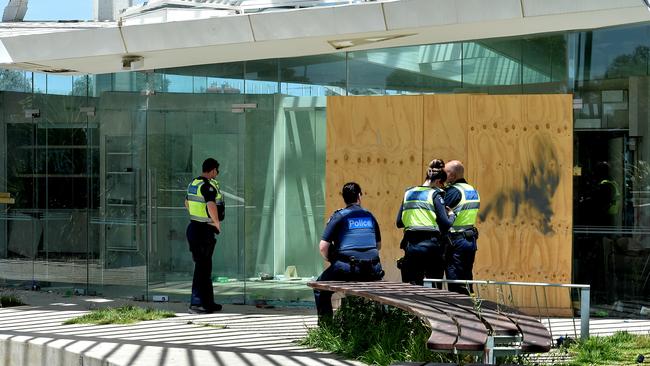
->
[0, 289, 365, 366]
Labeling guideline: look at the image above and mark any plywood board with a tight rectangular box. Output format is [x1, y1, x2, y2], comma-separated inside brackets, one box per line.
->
[326, 96, 423, 280]
[422, 95, 469, 171]
[469, 95, 573, 313]
[326, 94, 573, 315]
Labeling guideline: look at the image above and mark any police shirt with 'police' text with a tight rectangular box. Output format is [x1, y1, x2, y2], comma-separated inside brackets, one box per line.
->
[321, 204, 381, 252]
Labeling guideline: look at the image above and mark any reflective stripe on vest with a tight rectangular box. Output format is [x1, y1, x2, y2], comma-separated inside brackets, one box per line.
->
[401, 186, 439, 231]
[186, 178, 223, 223]
[450, 182, 480, 232]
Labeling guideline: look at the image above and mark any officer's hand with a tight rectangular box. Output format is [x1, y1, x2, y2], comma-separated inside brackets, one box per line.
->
[445, 206, 454, 216]
[214, 227, 220, 235]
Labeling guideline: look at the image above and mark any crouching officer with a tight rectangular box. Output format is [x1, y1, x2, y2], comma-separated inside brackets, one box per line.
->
[444, 160, 480, 295]
[397, 159, 455, 286]
[314, 182, 384, 319]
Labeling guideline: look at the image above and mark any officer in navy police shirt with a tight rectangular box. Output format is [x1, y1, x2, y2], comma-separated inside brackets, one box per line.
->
[313, 182, 384, 319]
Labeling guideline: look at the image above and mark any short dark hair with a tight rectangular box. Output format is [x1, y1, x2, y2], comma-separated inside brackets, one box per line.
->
[342, 182, 362, 204]
[202, 158, 220, 173]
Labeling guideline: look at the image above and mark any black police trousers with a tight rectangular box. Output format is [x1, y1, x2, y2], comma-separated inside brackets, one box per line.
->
[445, 232, 477, 295]
[314, 250, 384, 318]
[399, 230, 444, 287]
[187, 221, 217, 308]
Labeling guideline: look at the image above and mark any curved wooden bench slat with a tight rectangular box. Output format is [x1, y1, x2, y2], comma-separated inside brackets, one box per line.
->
[476, 301, 552, 352]
[322, 281, 519, 337]
[308, 281, 552, 353]
[334, 282, 488, 350]
[310, 281, 459, 350]
[399, 287, 520, 336]
[310, 281, 487, 351]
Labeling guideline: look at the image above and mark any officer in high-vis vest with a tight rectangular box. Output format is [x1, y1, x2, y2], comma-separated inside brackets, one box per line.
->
[185, 158, 225, 314]
[444, 160, 480, 295]
[396, 159, 455, 286]
[314, 182, 384, 319]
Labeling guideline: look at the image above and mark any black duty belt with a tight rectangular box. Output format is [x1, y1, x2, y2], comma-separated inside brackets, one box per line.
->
[449, 227, 478, 239]
[337, 255, 380, 265]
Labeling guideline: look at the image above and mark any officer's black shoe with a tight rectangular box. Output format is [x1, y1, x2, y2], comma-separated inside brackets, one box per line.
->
[188, 305, 213, 314]
[208, 303, 223, 312]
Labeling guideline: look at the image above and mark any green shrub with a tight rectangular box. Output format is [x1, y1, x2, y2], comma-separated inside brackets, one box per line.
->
[302, 296, 465, 366]
[0, 294, 25, 307]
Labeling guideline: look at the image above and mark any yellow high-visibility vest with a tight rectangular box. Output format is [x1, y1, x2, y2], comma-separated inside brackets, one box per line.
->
[449, 182, 480, 232]
[186, 178, 223, 223]
[401, 186, 439, 231]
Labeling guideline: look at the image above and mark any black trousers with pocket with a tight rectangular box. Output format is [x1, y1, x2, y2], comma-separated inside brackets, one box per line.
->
[187, 221, 217, 308]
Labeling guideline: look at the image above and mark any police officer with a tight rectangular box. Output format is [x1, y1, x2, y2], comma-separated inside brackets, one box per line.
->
[185, 158, 225, 314]
[314, 182, 384, 319]
[397, 159, 455, 286]
[444, 160, 480, 295]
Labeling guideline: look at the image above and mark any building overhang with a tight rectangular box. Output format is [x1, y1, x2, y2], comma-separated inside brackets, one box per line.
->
[0, 0, 648, 75]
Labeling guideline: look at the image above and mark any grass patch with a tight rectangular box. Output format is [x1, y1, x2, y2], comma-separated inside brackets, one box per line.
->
[0, 294, 25, 307]
[63, 305, 176, 325]
[561, 331, 650, 366]
[301, 296, 469, 366]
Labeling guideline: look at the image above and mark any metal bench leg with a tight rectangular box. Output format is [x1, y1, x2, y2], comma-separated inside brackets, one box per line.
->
[484, 335, 495, 364]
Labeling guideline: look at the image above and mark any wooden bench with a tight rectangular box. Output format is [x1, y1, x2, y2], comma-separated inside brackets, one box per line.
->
[308, 281, 551, 362]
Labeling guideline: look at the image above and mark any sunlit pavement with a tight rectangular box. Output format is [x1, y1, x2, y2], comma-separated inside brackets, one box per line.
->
[0, 289, 364, 366]
[2, 289, 650, 366]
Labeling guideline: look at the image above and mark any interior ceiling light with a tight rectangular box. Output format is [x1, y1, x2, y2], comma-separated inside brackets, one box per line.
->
[328, 33, 416, 50]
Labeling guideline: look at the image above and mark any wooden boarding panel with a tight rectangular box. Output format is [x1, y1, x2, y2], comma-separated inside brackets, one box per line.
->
[468, 95, 573, 313]
[326, 96, 423, 281]
[0, 192, 10, 198]
[422, 94, 469, 173]
[326, 94, 573, 316]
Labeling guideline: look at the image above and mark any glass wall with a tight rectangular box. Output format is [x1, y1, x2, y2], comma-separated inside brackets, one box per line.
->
[570, 24, 650, 316]
[0, 23, 649, 313]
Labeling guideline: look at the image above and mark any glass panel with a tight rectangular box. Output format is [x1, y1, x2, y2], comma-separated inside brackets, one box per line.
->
[461, 39, 522, 93]
[571, 24, 650, 315]
[242, 94, 326, 305]
[33, 72, 46, 94]
[521, 35, 568, 94]
[245, 59, 279, 94]
[280, 54, 346, 96]
[34, 93, 94, 293]
[348, 44, 461, 95]
[280, 96, 326, 291]
[575, 24, 649, 82]
[91, 90, 149, 299]
[46, 75, 74, 95]
[2, 92, 40, 289]
[0, 69, 32, 92]
[146, 92, 247, 305]
[165, 74, 194, 93]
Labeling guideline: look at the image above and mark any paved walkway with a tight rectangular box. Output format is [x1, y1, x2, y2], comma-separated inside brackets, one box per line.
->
[0, 289, 363, 366]
[2, 289, 650, 366]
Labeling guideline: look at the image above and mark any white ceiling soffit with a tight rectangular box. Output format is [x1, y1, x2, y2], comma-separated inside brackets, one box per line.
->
[0, 0, 649, 74]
